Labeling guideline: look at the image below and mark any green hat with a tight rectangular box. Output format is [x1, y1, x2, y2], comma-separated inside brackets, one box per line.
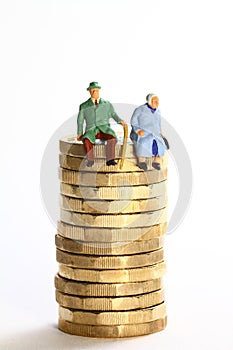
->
[87, 81, 101, 90]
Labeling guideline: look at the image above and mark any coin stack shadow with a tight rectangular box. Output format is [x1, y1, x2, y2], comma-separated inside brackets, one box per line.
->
[55, 136, 168, 338]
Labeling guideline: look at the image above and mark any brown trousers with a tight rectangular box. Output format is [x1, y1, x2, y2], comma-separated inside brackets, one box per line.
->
[83, 132, 117, 161]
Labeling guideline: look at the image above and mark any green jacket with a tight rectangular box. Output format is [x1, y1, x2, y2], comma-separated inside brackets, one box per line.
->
[77, 98, 123, 143]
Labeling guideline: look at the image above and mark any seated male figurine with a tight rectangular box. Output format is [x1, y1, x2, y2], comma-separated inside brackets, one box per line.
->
[77, 82, 126, 167]
[130, 94, 168, 171]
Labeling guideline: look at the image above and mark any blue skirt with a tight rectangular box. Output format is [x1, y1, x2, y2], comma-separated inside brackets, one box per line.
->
[152, 140, 158, 156]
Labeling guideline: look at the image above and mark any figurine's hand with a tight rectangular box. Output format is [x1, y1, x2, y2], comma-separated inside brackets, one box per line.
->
[137, 130, 145, 137]
[120, 120, 127, 127]
[77, 134, 83, 141]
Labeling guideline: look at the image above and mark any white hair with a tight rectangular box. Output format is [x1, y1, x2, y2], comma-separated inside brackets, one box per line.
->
[146, 93, 158, 104]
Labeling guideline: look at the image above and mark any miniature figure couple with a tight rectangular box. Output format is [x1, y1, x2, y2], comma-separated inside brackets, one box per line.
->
[77, 82, 168, 170]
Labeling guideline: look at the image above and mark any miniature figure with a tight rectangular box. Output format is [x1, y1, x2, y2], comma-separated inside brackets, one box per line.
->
[77, 82, 127, 167]
[130, 94, 168, 171]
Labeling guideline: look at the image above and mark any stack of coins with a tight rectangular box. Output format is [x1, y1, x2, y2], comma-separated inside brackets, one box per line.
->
[55, 135, 168, 338]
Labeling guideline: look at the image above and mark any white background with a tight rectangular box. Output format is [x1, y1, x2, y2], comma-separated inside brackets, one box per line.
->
[0, 0, 233, 349]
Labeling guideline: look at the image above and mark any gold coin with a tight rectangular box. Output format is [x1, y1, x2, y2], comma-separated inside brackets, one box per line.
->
[57, 221, 167, 242]
[60, 181, 167, 200]
[59, 136, 136, 158]
[59, 302, 166, 325]
[60, 208, 167, 228]
[58, 316, 167, 337]
[55, 274, 163, 297]
[59, 168, 167, 186]
[55, 288, 165, 311]
[59, 261, 166, 283]
[59, 154, 168, 172]
[60, 154, 140, 172]
[56, 248, 164, 269]
[59, 137, 168, 167]
[55, 234, 164, 255]
[60, 194, 167, 214]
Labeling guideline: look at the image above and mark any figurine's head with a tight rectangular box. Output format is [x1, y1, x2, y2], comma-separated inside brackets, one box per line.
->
[146, 93, 159, 109]
[87, 81, 101, 100]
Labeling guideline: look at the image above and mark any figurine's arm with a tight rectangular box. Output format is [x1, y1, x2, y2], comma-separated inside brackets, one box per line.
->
[77, 108, 84, 141]
[131, 108, 145, 136]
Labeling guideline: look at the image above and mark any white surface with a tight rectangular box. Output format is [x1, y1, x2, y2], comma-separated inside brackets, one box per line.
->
[0, 0, 233, 349]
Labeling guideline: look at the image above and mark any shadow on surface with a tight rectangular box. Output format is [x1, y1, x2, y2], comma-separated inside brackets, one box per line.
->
[0, 324, 133, 350]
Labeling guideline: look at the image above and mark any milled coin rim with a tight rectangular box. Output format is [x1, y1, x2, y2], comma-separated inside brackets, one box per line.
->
[59, 168, 168, 186]
[59, 302, 166, 325]
[59, 154, 168, 172]
[55, 274, 163, 296]
[60, 193, 167, 214]
[60, 208, 167, 228]
[57, 221, 167, 242]
[55, 288, 165, 311]
[59, 137, 136, 158]
[55, 234, 164, 255]
[60, 181, 167, 200]
[56, 248, 164, 269]
[58, 261, 166, 283]
[58, 316, 167, 337]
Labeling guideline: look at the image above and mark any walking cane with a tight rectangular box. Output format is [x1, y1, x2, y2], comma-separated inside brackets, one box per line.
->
[119, 123, 128, 169]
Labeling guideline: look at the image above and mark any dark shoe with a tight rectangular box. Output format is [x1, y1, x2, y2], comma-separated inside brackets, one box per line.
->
[152, 162, 161, 170]
[86, 160, 94, 167]
[106, 159, 117, 166]
[138, 162, 147, 171]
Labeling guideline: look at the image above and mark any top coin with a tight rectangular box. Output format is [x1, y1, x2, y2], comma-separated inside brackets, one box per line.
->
[60, 136, 135, 158]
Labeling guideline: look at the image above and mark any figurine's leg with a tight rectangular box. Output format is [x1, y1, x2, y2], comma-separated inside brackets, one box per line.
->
[83, 138, 95, 166]
[97, 133, 117, 165]
[106, 138, 117, 162]
[152, 156, 161, 169]
[153, 155, 161, 163]
[152, 140, 161, 170]
[137, 157, 147, 171]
